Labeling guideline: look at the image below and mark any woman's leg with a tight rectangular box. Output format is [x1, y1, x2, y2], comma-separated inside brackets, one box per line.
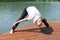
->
[12, 7, 28, 31]
[17, 7, 28, 21]
[10, 18, 28, 34]
[10, 7, 28, 34]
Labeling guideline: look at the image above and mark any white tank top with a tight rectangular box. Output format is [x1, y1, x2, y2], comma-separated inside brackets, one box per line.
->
[26, 6, 42, 23]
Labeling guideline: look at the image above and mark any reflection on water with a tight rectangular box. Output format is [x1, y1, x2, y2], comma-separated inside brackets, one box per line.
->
[0, 2, 60, 34]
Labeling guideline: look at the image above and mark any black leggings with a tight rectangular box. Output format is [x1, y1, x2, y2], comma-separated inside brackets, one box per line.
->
[12, 7, 28, 30]
[17, 8, 28, 21]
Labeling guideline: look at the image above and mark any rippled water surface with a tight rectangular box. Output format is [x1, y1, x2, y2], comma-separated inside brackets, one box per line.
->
[0, 2, 60, 34]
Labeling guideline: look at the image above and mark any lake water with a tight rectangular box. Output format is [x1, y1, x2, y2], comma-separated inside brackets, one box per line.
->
[0, 2, 60, 34]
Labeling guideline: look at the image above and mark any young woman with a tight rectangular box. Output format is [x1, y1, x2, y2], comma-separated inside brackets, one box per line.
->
[10, 6, 50, 34]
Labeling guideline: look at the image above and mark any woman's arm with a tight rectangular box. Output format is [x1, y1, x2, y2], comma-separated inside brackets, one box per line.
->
[13, 18, 28, 26]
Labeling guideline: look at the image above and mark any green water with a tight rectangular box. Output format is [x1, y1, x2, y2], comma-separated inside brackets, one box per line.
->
[0, 2, 60, 34]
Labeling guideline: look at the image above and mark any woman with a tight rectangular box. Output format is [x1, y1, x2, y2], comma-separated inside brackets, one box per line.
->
[10, 6, 50, 34]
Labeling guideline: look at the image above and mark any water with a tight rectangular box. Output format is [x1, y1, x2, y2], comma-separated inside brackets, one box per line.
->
[0, 2, 60, 34]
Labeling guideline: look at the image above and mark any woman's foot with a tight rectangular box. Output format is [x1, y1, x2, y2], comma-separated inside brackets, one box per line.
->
[10, 29, 14, 34]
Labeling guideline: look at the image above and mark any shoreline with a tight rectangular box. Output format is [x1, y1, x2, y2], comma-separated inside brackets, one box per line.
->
[0, 20, 60, 40]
